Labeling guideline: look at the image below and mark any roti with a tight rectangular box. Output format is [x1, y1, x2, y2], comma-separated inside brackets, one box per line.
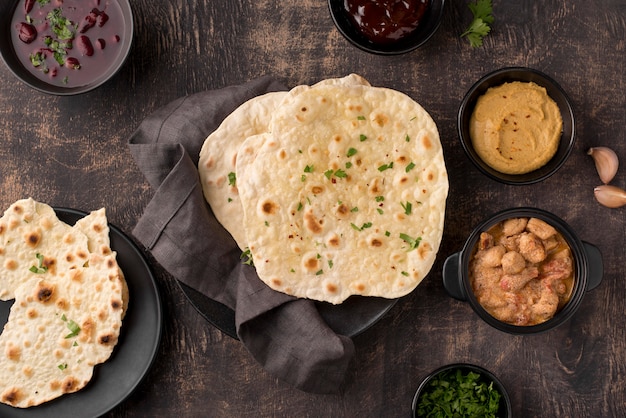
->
[0, 198, 126, 407]
[198, 74, 371, 250]
[236, 81, 448, 304]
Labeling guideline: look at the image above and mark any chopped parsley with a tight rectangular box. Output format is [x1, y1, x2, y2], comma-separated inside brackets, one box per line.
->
[240, 248, 254, 266]
[415, 369, 502, 417]
[47, 8, 74, 40]
[401, 201, 413, 215]
[405, 134, 411, 142]
[347, 147, 358, 157]
[58, 363, 68, 370]
[334, 169, 347, 178]
[357, 115, 366, 120]
[61, 315, 81, 339]
[406, 162, 416, 172]
[351, 222, 372, 231]
[375, 196, 385, 202]
[227, 172, 236, 186]
[359, 134, 367, 142]
[378, 162, 394, 172]
[304, 165, 314, 173]
[400, 233, 421, 251]
[29, 253, 48, 274]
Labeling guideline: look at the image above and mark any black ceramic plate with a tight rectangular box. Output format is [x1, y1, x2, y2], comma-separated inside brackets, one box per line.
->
[0, 208, 162, 417]
[179, 281, 397, 339]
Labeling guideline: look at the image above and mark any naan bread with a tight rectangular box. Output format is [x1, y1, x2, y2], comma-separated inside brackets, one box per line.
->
[198, 74, 371, 250]
[0, 199, 89, 301]
[199, 91, 287, 249]
[0, 198, 126, 407]
[237, 82, 448, 304]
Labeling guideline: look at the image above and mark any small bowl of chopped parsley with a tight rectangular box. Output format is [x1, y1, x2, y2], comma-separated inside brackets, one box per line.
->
[412, 363, 512, 418]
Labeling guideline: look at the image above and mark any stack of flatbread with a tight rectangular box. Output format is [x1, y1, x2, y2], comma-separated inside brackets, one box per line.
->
[0, 198, 127, 408]
[199, 75, 448, 304]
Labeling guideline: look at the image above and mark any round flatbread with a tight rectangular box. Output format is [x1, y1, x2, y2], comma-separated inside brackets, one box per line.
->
[237, 82, 448, 304]
[198, 74, 371, 250]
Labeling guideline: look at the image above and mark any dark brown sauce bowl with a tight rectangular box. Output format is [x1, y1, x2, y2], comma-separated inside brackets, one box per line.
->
[442, 207, 603, 335]
[0, 0, 133, 95]
[328, 0, 445, 55]
[458, 67, 576, 185]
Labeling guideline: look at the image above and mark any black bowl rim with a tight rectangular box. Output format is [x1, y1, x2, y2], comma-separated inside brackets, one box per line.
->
[459, 207, 589, 335]
[0, 0, 134, 96]
[411, 363, 512, 418]
[327, 0, 446, 55]
[457, 66, 576, 185]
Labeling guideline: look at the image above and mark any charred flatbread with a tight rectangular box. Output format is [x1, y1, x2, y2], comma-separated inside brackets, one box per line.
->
[236, 80, 448, 304]
[0, 198, 126, 407]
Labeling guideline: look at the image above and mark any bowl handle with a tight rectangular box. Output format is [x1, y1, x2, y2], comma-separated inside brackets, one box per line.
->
[583, 241, 603, 291]
[442, 252, 468, 301]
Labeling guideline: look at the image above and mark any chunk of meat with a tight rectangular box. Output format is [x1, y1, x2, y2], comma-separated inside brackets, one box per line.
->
[518, 233, 547, 263]
[478, 232, 494, 251]
[502, 217, 528, 236]
[500, 266, 539, 292]
[526, 218, 557, 240]
[501, 251, 526, 274]
[540, 254, 573, 284]
[529, 281, 560, 322]
[542, 236, 559, 252]
[475, 245, 506, 268]
[498, 235, 519, 252]
[470, 264, 502, 295]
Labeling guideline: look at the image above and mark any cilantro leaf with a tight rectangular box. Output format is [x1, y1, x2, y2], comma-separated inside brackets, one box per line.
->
[461, 0, 494, 48]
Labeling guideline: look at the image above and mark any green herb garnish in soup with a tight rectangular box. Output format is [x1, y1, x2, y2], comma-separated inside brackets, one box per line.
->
[416, 368, 502, 418]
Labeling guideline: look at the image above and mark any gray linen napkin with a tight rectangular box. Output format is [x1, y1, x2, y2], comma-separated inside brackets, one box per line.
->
[127, 76, 355, 394]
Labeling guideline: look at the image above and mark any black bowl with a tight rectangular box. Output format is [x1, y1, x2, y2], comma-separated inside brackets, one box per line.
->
[442, 207, 603, 335]
[458, 67, 576, 185]
[412, 363, 512, 418]
[0, 0, 133, 95]
[328, 0, 445, 55]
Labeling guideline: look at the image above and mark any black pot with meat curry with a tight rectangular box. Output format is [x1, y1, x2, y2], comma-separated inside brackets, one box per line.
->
[443, 207, 603, 334]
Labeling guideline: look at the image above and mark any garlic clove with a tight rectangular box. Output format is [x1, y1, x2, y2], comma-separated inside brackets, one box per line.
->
[594, 184, 626, 208]
[587, 146, 619, 184]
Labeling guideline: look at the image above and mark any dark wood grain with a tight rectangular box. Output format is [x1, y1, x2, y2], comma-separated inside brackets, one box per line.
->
[0, 0, 625, 417]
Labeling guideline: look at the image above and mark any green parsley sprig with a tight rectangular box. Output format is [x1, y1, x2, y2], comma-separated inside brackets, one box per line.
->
[461, 0, 494, 48]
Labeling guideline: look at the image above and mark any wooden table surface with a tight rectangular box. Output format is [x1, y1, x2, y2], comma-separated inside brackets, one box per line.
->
[1, 1, 625, 417]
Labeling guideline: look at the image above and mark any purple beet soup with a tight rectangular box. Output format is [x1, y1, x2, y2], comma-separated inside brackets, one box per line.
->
[11, 0, 125, 88]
